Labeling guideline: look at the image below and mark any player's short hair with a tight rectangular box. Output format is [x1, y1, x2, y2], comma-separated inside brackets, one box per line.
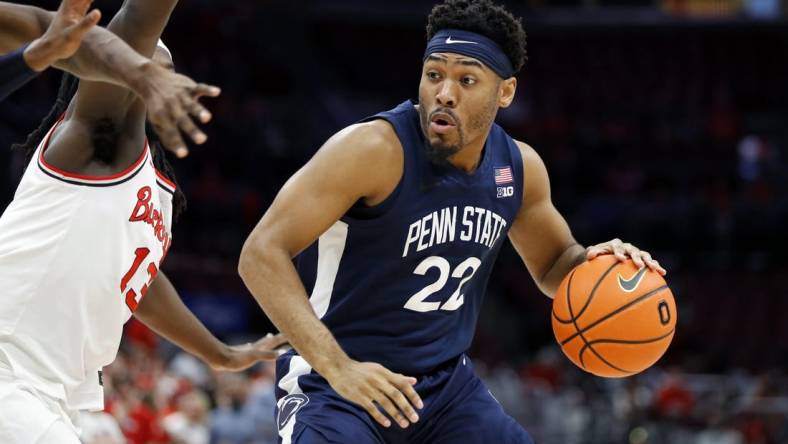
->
[426, 0, 528, 74]
[11, 73, 187, 220]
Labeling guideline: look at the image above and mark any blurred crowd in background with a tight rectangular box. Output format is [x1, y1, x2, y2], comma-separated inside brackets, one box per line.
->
[2, 1, 788, 443]
[79, 325, 788, 444]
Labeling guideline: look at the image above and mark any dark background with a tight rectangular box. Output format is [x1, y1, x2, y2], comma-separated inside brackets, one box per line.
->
[2, 1, 787, 443]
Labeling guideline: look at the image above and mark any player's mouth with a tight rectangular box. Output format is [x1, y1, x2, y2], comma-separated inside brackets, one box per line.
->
[429, 112, 457, 135]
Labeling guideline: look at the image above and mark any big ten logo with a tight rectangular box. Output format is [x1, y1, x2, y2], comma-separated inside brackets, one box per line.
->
[496, 186, 514, 198]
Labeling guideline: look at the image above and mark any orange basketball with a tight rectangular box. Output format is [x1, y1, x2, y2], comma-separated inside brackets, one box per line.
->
[551, 255, 676, 378]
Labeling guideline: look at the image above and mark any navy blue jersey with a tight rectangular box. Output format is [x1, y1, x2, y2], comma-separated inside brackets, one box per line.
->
[296, 100, 524, 375]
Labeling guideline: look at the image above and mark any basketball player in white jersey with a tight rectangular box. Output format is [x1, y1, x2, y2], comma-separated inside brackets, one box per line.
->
[0, 1, 285, 443]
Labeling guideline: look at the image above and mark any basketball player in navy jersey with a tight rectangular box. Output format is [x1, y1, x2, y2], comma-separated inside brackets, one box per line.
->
[239, 1, 666, 442]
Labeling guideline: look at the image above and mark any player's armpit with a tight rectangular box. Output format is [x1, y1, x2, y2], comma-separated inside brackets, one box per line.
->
[508, 141, 585, 298]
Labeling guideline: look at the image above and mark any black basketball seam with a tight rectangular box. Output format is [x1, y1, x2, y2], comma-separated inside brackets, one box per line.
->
[561, 285, 669, 346]
[572, 261, 620, 322]
[567, 266, 635, 375]
[585, 329, 676, 347]
[553, 261, 621, 324]
[551, 269, 577, 323]
[579, 346, 635, 375]
[577, 328, 676, 373]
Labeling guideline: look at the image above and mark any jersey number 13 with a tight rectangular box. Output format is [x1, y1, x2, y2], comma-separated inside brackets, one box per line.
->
[120, 247, 159, 312]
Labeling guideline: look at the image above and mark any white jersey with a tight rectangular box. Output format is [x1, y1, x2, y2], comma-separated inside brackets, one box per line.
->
[0, 118, 175, 411]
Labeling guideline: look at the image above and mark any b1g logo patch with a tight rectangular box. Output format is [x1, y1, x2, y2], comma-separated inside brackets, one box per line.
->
[497, 186, 514, 198]
[277, 394, 310, 430]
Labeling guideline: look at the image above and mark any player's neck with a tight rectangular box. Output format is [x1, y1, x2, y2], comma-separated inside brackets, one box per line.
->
[448, 132, 489, 173]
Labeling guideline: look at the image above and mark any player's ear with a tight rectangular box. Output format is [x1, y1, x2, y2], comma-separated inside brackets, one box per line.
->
[498, 77, 517, 109]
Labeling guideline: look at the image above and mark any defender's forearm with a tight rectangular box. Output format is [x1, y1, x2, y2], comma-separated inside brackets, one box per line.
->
[0, 3, 47, 53]
[538, 243, 586, 298]
[52, 28, 152, 90]
[238, 242, 351, 377]
[134, 272, 230, 368]
[0, 3, 153, 93]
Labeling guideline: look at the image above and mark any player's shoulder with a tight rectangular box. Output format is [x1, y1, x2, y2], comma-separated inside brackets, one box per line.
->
[322, 119, 403, 167]
[512, 139, 542, 165]
[308, 119, 403, 204]
[334, 119, 400, 151]
[512, 139, 547, 182]
[513, 139, 550, 202]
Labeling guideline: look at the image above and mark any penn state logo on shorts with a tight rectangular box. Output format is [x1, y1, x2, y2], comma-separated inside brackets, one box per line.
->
[277, 394, 310, 430]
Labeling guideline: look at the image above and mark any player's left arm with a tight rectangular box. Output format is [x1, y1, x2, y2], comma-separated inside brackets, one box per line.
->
[508, 141, 665, 298]
[134, 271, 287, 371]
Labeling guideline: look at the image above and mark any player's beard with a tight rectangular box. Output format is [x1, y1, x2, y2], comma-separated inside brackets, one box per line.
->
[418, 99, 497, 169]
[418, 106, 464, 168]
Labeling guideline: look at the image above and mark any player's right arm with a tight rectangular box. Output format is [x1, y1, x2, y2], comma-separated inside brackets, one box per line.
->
[238, 121, 424, 429]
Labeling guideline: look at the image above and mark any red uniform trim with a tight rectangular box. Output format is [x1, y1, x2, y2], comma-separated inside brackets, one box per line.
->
[38, 115, 150, 183]
[155, 169, 177, 190]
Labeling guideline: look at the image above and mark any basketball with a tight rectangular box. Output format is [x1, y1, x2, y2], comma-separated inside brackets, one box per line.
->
[551, 255, 676, 378]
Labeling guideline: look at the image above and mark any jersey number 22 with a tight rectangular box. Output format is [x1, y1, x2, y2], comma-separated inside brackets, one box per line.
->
[404, 256, 481, 312]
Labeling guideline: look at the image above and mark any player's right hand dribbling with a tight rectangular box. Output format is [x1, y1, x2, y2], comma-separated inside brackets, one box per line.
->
[323, 359, 423, 429]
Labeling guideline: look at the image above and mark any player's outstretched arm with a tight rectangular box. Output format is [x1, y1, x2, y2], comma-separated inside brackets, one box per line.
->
[73, 0, 219, 156]
[0, 1, 99, 64]
[238, 121, 424, 429]
[508, 141, 665, 298]
[135, 271, 287, 371]
[70, 0, 180, 119]
[0, 1, 218, 154]
[0, 0, 98, 101]
[65, 0, 217, 157]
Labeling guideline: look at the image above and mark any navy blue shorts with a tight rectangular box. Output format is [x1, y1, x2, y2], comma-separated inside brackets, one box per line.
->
[274, 352, 533, 444]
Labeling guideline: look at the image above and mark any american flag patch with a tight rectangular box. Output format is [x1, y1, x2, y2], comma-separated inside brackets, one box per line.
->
[494, 167, 514, 185]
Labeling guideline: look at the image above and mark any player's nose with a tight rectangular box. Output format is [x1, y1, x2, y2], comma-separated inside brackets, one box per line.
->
[435, 80, 458, 108]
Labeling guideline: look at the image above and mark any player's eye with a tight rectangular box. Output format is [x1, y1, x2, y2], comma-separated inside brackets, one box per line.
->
[427, 71, 441, 81]
[461, 76, 477, 86]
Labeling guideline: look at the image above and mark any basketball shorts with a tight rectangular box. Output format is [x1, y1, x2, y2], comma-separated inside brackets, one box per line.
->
[274, 352, 533, 444]
[0, 366, 81, 444]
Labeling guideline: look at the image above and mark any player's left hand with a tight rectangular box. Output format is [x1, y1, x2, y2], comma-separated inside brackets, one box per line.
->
[24, 0, 102, 72]
[210, 332, 288, 372]
[586, 238, 666, 275]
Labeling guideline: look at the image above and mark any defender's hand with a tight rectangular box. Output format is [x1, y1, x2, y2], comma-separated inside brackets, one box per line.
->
[24, 0, 101, 72]
[132, 62, 221, 157]
[586, 238, 666, 275]
[324, 360, 423, 429]
[211, 333, 288, 372]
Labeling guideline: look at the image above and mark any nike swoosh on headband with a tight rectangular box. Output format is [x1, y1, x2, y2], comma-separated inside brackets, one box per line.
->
[617, 266, 648, 293]
[446, 36, 479, 45]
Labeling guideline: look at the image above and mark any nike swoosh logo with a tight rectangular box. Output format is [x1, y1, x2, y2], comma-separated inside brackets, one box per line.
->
[446, 36, 479, 45]
[617, 266, 648, 293]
